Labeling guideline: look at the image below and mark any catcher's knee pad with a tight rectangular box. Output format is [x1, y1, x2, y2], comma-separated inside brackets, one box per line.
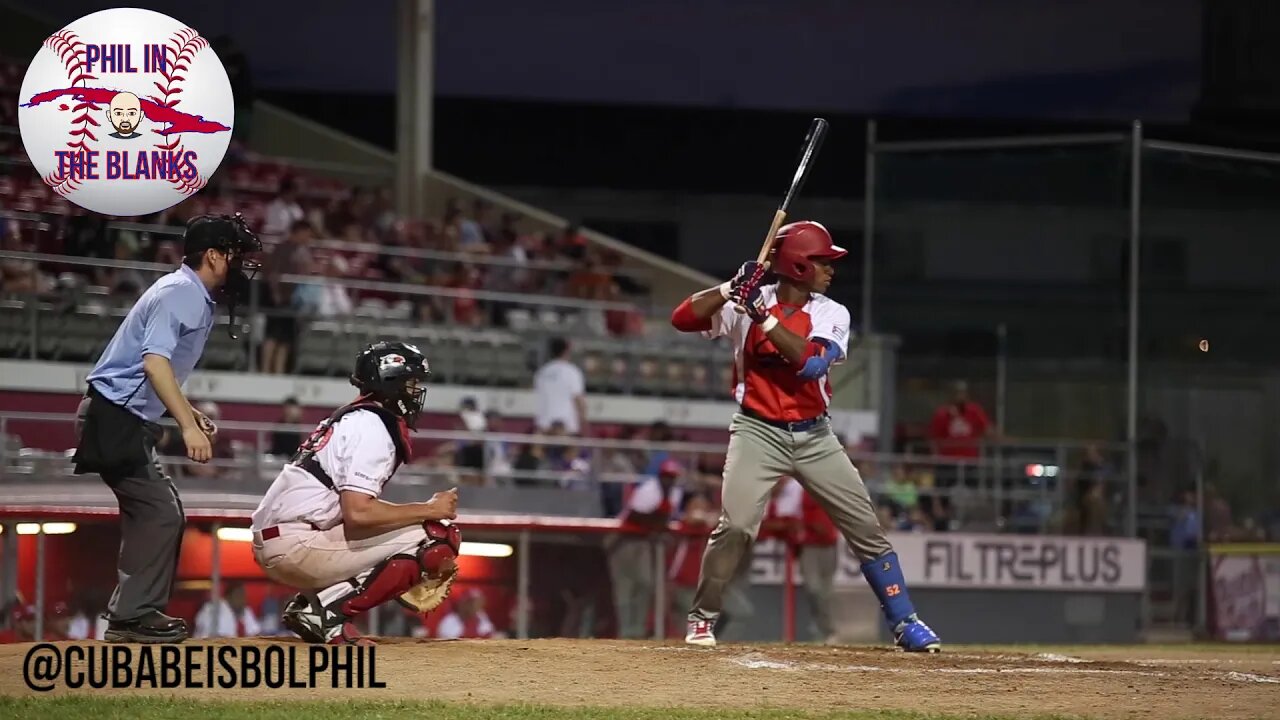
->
[396, 521, 463, 613]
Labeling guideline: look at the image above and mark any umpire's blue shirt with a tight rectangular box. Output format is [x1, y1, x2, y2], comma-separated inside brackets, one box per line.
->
[86, 264, 215, 422]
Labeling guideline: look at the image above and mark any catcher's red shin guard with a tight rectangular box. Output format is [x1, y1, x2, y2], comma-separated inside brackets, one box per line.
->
[284, 526, 462, 644]
[339, 556, 422, 617]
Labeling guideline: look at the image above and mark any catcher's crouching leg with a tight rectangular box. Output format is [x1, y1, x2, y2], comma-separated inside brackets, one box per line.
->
[283, 521, 462, 645]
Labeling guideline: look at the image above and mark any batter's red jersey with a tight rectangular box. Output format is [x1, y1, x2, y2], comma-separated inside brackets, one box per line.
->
[703, 284, 851, 422]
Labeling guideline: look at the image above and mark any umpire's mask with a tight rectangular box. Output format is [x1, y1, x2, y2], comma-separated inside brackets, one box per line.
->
[182, 213, 264, 339]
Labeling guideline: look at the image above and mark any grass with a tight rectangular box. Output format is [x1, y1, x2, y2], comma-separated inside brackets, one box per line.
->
[0, 696, 1106, 720]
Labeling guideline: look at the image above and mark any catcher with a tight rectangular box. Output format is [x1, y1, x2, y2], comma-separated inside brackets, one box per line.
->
[251, 341, 461, 645]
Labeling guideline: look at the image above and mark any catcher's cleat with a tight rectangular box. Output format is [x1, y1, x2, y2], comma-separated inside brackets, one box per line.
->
[326, 621, 375, 646]
[893, 615, 941, 653]
[685, 618, 717, 648]
[281, 593, 329, 644]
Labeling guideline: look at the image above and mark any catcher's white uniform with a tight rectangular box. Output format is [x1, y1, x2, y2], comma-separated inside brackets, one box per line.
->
[251, 402, 458, 644]
[251, 409, 427, 588]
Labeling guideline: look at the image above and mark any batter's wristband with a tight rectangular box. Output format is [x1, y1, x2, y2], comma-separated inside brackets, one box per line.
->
[760, 315, 779, 333]
[718, 282, 733, 300]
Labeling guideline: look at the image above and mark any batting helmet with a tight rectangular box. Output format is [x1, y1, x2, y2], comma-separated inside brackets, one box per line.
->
[771, 221, 846, 284]
[351, 341, 432, 428]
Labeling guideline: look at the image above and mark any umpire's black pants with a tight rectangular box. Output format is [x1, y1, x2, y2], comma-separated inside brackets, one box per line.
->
[74, 389, 186, 623]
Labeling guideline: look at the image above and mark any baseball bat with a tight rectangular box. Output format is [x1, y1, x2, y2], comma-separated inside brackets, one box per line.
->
[757, 116, 828, 263]
[733, 117, 828, 313]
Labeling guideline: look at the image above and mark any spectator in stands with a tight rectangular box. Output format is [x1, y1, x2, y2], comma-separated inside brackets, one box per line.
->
[0, 226, 49, 296]
[436, 588, 496, 639]
[643, 420, 676, 478]
[448, 263, 484, 326]
[458, 198, 492, 251]
[262, 176, 304, 238]
[195, 583, 261, 638]
[901, 506, 932, 533]
[882, 464, 919, 517]
[269, 396, 304, 457]
[482, 408, 513, 483]
[533, 337, 587, 435]
[453, 397, 487, 486]
[926, 380, 991, 523]
[560, 223, 587, 261]
[542, 420, 591, 489]
[510, 433, 546, 487]
[600, 426, 643, 516]
[608, 458, 685, 639]
[928, 380, 992, 459]
[261, 219, 314, 374]
[108, 234, 149, 297]
[294, 253, 354, 318]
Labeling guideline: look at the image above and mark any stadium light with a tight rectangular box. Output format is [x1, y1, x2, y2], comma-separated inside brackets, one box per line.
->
[460, 542, 513, 558]
[216, 527, 254, 543]
[16, 523, 77, 535]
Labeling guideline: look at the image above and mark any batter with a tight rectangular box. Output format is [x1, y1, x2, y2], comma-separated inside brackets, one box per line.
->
[669, 220, 941, 652]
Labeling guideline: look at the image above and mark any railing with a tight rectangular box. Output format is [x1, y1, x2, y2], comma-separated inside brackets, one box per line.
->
[96, 217, 654, 282]
[0, 410, 1135, 537]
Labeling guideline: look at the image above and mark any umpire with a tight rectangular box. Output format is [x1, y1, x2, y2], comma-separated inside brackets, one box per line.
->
[73, 213, 261, 644]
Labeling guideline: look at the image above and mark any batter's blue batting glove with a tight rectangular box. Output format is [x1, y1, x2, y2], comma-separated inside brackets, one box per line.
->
[742, 284, 771, 324]
[726, 260, 767, 304]
[796, 338, 842, 380]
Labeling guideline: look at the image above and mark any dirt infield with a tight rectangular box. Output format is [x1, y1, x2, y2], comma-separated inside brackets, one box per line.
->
[2, 638, 1278, 719]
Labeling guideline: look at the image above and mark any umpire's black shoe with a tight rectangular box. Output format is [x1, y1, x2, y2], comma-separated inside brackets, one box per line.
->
[104, 610, 189, 644]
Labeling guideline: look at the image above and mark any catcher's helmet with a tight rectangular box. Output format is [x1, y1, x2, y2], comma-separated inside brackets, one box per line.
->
[770, 221, 846, 284]
[351, 341, 432, 428]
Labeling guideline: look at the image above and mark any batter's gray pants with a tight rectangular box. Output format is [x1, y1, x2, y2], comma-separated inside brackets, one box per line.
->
[690, 412, 891, 624]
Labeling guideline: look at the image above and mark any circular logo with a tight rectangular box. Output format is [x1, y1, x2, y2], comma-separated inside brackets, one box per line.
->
[18, 8, 234, 216]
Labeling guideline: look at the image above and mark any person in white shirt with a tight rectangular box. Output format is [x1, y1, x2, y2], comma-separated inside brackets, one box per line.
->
[435, 588, 495, 639]
[194, 583, 262, 638]
[262, 176, 305, 238]
[533, 337, 586, 434]
[251, 341, 461, 645]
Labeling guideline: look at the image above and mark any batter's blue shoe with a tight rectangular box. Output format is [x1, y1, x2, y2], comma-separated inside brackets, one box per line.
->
[860, 552, 942, 653]
[893, 614, 941, 653]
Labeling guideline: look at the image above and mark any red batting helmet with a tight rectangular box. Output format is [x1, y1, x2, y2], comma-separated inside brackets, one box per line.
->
[771, 221, 846, 283]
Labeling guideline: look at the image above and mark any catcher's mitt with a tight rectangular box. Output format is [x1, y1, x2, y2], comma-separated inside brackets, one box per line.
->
[397, 520, 462, 613]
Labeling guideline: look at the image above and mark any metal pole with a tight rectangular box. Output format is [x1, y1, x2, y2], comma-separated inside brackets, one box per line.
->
[210, 523, 222, 636]
[1194, 452, 1207, 637]
[517, 529, 530, 639]
[27, 295, 37, 361]
[34, 528, 46, 641]
[861, 119, 877, 335]
[652, 538, 665, 640]
[1126, 120, 1143, 539]
[996, 323, 1008, 435]
[0, 524, 15, 606]
[782, 545, 796, 643]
